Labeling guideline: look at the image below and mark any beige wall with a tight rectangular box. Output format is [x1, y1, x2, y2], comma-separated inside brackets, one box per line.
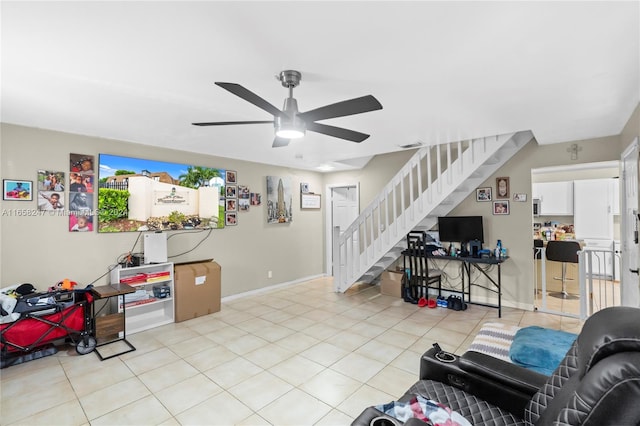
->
[2, 103, 638, 304]
[323, 149, 417, 208]
[0, 124, 328, 297]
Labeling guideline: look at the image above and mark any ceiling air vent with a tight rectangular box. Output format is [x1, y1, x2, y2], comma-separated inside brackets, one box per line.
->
[398, 141, 423, 149]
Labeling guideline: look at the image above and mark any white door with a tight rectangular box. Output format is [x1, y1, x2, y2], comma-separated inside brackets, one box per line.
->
[325, 184, 359, 275]
[621, 138, 639, 307]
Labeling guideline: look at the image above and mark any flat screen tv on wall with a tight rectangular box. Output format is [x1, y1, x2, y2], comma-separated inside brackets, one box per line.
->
[97, 154, 227, 233]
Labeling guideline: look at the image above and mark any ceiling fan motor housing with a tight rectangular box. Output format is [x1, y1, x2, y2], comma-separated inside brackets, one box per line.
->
[276, 96, 305, 138]
[279, 70, 301, 88]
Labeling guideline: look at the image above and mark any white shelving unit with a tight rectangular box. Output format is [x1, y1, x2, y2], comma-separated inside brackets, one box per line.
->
[110, 262, 175, 334]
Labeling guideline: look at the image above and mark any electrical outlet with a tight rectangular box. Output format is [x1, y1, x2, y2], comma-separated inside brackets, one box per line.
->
[268, 270, 273, 278]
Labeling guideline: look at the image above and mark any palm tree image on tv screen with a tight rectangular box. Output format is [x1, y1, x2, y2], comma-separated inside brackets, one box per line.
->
[97, 154, 227, 232]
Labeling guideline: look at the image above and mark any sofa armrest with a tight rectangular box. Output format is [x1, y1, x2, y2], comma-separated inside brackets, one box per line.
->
[419, 346, 544, 417]
[460, 350, 548, 395]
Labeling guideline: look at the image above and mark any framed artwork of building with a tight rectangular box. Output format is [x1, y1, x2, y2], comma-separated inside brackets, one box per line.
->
[266, 175, 292, 224]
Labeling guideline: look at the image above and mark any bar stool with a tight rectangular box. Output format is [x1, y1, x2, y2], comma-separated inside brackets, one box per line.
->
[545, 240, 580, 299]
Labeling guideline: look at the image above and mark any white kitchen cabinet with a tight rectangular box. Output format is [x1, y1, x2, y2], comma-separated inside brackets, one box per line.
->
[574, 179, 614, 240]
[109, 262, 175, 334]
[533, 181, 574, 215]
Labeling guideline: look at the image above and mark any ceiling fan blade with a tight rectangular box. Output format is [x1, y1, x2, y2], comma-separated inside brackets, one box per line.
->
[215, 82, 284, 117]
[192, 120, 273, 126]
[297, 95, 382, 122]
[272, 137, 290, 148]
[307, 122, 370, 143]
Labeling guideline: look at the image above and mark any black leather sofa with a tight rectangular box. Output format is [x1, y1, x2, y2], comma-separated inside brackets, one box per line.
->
[352, 306, 640, 425]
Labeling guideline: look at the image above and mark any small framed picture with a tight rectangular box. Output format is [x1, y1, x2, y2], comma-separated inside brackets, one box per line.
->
[226, 170, 237, 184]
[476, 187, 492, 202]
[38, 170, 65, 191]
[493, 200, 510, 215]
[226, 198, 237, 211]
[238, 198, 250, 211]
[238, 185, 250, 198]
[300, 182, 310, 193]
[496, 177, 510, 199]
[38, 191, 65, 211]
[3, 179, 33, 201]
[225, 185, 237, 198]
[513, 193, 527, 202]
[70, 153, 94, 173]
[225, 211, 237, 226]
[301, 193, 321, 209]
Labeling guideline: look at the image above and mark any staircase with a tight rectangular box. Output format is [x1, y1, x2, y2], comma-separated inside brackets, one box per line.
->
[332, 130, 534, 293]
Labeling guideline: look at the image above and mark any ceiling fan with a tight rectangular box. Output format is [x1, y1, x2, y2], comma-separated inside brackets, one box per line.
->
[193, 70, 383, 148]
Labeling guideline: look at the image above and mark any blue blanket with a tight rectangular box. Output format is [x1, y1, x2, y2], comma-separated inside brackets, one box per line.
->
[509, 326, 577, 376]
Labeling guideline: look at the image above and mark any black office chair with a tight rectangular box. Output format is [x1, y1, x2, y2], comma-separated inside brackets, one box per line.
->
[545, 240, 581, 299]
[403, 231, 442, 301]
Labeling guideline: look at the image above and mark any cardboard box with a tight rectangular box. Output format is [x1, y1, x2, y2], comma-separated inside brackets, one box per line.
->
[380, 270, 404, 297]
[174, 260, 221, 322]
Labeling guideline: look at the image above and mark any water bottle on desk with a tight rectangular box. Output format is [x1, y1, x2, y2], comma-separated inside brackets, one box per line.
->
[495, 240, 502, 259]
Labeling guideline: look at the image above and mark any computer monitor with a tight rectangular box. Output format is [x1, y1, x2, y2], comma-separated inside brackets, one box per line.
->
[437, 216, 484, 246]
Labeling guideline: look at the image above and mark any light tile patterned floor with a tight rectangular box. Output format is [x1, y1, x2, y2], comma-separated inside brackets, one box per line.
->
[0, 277, 582, 425]
[534, 278, 621, 319]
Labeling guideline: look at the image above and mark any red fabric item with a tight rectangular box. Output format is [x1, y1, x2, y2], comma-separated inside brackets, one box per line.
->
[1, 292, 90, 353]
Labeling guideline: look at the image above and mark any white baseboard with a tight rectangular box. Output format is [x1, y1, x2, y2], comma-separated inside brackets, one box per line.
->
[221, 274, 326, 303]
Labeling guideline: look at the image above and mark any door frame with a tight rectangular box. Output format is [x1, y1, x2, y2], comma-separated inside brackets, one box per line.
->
[324, 182, 360, 276]
[532, 160, 620, 317]
[621, 137, 639, 307]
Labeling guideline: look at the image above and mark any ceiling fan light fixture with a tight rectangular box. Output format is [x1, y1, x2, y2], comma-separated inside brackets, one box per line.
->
[275, 115, 306, 139]
[276, 128, 305, 139]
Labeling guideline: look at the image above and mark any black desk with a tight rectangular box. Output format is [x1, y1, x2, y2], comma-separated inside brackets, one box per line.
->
[428, 254, 508, 317]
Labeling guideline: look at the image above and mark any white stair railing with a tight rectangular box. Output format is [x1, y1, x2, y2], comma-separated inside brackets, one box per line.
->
[333, 132, 532, 293]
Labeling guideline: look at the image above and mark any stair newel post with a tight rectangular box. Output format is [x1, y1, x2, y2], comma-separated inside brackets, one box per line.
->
[332, 225, 342, 291]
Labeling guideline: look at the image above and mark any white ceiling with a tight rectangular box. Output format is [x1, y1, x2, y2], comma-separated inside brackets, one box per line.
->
[2, 1, 639, 172]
